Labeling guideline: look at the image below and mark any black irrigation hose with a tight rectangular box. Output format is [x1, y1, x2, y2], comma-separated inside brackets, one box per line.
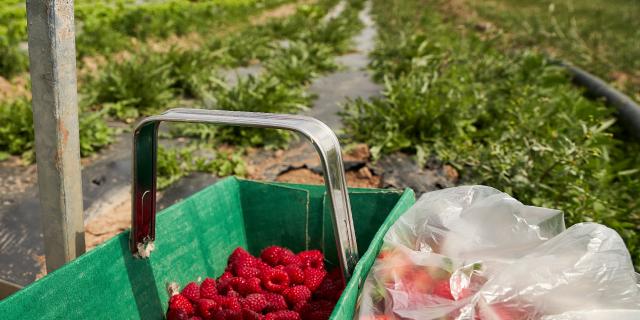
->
[555, 61, 640, 140]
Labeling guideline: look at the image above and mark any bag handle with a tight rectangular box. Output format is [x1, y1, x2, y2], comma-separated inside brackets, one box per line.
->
[130, 108, 359, 280]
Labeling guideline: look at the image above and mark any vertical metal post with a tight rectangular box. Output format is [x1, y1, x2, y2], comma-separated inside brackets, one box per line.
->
[26, 0, 85, 272]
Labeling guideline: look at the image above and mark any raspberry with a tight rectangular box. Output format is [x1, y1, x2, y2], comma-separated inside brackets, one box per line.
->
[303, 268, 326, 292]
[292, 300, 307, 313]
[242, 277, 264, 295]
[166, 308, 189, 320]
[297, 250, 324, 270]
[181, 282, 200, 302]
[314, 277, 343, 302]
[279, 248, 301, 266]
[212, 309, 242, 320]
[283, 285, 311, 305]
[188, 316, 203, 320]
[218, 271, 234, 282]
[236, 266, 261, 279]
[261, 246, 285, 266]
[300, 300, 335, 320]
[241, 293, 268, 313]
[242, 308, 265, 320]
[196, 299, 219, 319]
[261, 267, 290, 293]
[433, 280, 454, 300]
[263, 293, 288, 312]
[212, 295, 241, 312]
[200, 278, 217, 299]
[265, 310, 301, 320]
[168, 294, 195, 315]
[228, 277, 247, 294]
[226, 289, 241, 298]
[284, 264, 305, 285]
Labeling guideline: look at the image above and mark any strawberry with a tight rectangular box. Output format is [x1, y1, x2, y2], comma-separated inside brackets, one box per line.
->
[166, 308, 189, 320]
[241, 293, 268, 313]
[300, 300, 335, 320]
[303, 268, 326, 292]
[168, 294, 195, 316]
[433, 279, 454, 300]
[297, 250, 324, 270]
[284, 264, 305, 285]
[283, 285, 311, 305]
[196, 299, 219, 319]
[261, 246, 285, 266]
[264, 293, 288, 312]
[200, 278, 218, 299]
[261, 267, 290, 293]
[242, 308, 265, 320]
[265, 310, 301, 320]
[181, 282, 201, 302]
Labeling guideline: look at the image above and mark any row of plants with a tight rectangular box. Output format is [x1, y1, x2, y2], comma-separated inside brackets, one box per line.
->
[0, 0, 299, 162]
[0, 0, 288, 78]
[155, 0, 366, 186]
[464, 0, 640, 102]
[340, 0, 640, 269]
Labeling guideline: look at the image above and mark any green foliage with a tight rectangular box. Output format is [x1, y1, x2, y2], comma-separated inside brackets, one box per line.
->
[84, 52, 176, 120]
[78, 109, 115, 157]
[163, 47, 225, 99]
[344, 0, 640, 269]
[466, 0, 640, 101]
[0, 24, 28, 78]
[265, 41, 338, 84]
[157, 144, 247, 190]
[0, 98, 33, 157]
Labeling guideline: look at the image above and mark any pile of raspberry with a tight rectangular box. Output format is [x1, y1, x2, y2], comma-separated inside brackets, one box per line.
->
[166, 246, 344, 320]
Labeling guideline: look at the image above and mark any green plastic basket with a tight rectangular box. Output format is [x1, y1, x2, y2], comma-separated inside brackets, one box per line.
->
[0, 110, 416, 319]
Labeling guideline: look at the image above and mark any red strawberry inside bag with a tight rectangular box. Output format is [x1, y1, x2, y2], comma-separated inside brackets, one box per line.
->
[356, 186, 640, 320]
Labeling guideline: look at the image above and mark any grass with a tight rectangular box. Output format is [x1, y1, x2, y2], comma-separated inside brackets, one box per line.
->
[341, 0, 640, 269]
[463, 0, 640, 102]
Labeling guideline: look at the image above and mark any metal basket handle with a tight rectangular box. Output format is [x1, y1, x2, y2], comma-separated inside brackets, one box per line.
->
[130, 108, 359, 280]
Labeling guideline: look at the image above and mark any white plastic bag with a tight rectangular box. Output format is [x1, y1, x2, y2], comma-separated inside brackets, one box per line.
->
[356, 186, 640, 319]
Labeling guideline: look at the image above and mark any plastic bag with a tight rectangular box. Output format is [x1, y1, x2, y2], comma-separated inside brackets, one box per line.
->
[356, 185, 640, 319]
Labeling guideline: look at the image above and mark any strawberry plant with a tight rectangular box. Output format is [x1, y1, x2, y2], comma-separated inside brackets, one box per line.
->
[343, 0, 640, 269]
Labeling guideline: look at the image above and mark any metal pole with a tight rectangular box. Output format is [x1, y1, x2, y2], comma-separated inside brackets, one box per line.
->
[26, 0, 85, 272]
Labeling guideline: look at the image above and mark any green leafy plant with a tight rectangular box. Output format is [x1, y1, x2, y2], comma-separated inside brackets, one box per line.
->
[264, 41, 337, 84]
[344, 0, 640, 269]
[83, 51, 176, 120]
[0, 97, 33, 158]
[157, 144, 247, 189]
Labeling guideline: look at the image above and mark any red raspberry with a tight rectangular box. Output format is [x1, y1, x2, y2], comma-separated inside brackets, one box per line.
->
[279, 248, 301, 266]
[265, 311, 299, 320]
[284, 264, 305, 284]
[433, 280, 454, 300]
[200, 278, 217, 299]
[292, 300, 307, 313]
[242, 308, 265, 320]
[188, 317, 203, 320]
[218, 271, 233, 282]
[283, 285, 311, 305]
[241, 293, 268, 313]
[228, 277, 247, 294]
[168, 294, 195, 315]
[236, 266, 261, 279]
[314, 277, 343, 302]
[261, 267, 290, 293]
[297, 250, 324, 270]
[263, 293, 288, 312]
[265, 310, 301, 320]
[166, 308, 189, 320]
[260, 246, 285, 266]
[212, 309, 242, 320]
[212, 295, 241, 312]
[303, 268, 327, 292]
[226, 289, 241, 298]
[181, 282, 200, 302]
[242, 277, 263, 295]
[300, 300, 334, 320]
[196, 299, 219, 319]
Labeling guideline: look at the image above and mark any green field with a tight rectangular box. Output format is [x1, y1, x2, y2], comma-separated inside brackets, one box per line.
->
[466, 0, 640, 102]
[340, 0, 640, 269]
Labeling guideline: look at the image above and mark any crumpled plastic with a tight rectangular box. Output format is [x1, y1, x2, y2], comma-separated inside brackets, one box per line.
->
[356, 186, 640, 320]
